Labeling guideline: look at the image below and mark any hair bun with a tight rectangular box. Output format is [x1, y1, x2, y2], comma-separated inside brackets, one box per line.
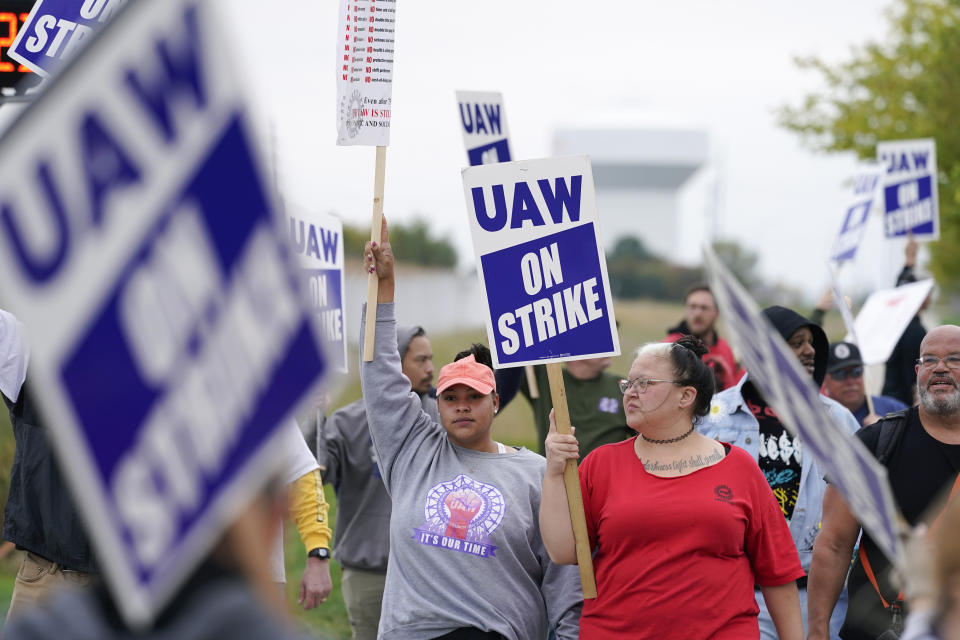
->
[675, 334, 708, 359]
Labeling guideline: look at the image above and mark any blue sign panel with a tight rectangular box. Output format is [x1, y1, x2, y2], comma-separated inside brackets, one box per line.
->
[480, 223, 614, 365]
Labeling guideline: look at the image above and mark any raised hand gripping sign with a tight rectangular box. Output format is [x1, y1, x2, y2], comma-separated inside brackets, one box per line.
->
[704, 245, 905, 567]
[877, 138, 938, 240]
[456, 90, 512, 166]
[462, 156, 619, 369]
[0, 0, 326, 625]
[8, 0, 126, 77]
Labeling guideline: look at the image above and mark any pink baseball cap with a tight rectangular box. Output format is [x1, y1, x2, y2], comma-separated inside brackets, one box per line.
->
[436, 355, 496, 394]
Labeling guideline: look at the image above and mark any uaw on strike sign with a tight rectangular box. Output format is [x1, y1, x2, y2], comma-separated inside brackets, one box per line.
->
[0, 0, 326, 625]
[462, 156, 619, 368]
[8, 0, 126, 77]
[877, 138, 938, 240]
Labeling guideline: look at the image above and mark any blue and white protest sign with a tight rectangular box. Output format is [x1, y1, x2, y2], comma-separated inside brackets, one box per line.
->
[457, 91, 512, 166]
[877, 138, 938, 240]
[0, 0, 326, 625]
[336, 0, 396, 146]
[704, 245, 905, 567]
[462, 156, 619, 368]
[7, 0, 125, 78]
[288, 207, 347, 372]
[831, 169, 881, 263]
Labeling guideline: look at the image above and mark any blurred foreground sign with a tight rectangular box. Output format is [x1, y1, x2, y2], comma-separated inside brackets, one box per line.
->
[462, 156, 619, 368]
[877, 138, 938, 240]
[844, 279, 934, 365]
[8, 0, 126, 78]
[704, 245, 904, 567]
[0, 0, 326, 626]
[457, 90, 512, 166]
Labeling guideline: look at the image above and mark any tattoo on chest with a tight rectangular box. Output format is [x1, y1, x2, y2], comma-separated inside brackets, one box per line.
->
[643, 449, 724, 474]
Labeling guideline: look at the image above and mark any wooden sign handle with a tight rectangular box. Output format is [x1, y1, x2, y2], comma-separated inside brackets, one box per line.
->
[525, 365, 540, 398]
[545, 362, 597, 599]
[363, 146, 387, 362]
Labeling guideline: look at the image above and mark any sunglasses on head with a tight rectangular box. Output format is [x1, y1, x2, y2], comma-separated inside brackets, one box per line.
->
[829, 366, 864, 381]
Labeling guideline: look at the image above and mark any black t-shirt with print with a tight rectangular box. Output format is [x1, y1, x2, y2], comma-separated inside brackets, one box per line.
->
[841, 408, 960, 640]
[742, 382, 802, 521]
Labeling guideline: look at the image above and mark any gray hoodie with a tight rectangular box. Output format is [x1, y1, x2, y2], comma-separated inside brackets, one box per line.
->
[361, 303, 581, 640]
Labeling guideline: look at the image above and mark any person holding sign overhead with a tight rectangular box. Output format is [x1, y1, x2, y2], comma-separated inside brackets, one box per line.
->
[360, 219, 581, 640]
[541, 335, 804, 639]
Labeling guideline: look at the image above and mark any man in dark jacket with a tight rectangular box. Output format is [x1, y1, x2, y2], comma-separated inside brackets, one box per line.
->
[882, 234, 928, 406]
[0, 309, 96, 620]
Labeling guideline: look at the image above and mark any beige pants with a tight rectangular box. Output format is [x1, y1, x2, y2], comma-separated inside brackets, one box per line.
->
[6, 552, 95, 622]
[341, 567, 386, 640]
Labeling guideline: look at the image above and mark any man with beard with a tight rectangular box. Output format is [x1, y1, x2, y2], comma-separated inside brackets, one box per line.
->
[807, 325, 960, 640]
[700, 306, 860, 639]
[665, 285, 742, 390]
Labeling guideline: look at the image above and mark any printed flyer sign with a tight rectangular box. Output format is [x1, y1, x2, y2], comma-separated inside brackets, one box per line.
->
[0, 0, 326, 625]
[877, 138, 938, 240]
[461, 155, 619, 368]
[831, 169, 881, 263]
[8, 0, 127, 77]
[704, 246, 904, 567]
[456, 90, 512, 166]
[336, 0, 395, 146]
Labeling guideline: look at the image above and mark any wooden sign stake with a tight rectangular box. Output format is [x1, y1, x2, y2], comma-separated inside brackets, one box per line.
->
[363, 145, 387, 362]
[525, 365, 540, 398]
[545, 362, 597, 598]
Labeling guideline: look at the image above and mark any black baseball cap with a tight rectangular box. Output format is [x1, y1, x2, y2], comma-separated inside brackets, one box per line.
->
[827, 341, 864, 374]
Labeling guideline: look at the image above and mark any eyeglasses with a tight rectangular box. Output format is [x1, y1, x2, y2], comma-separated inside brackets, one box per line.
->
[916, 355, 960, 370]
[618, 377, 681, 394]
[829, 366, 864, 381]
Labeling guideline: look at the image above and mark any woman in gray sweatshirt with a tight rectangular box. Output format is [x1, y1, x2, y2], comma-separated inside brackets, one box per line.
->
[360, 221, 581, 639]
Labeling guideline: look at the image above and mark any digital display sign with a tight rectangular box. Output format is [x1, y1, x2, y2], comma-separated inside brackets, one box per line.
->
[1, 2, 38, 92]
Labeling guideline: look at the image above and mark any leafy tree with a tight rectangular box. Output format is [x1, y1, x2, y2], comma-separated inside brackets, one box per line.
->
[342, 217, 457, 268]
[778, 0, 960, 289]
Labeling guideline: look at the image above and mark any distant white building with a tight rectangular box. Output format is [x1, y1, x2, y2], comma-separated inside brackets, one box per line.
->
[552, 127, 710, 263]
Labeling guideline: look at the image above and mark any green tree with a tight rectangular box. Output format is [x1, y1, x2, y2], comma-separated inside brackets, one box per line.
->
[342, 217, 457, 268]
[778, 0, 960, 289]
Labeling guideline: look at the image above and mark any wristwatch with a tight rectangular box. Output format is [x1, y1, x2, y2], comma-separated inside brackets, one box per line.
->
[308, 547, 331, 561]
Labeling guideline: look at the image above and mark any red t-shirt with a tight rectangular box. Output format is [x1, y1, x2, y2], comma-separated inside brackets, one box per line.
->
[578, 438, 805, 639]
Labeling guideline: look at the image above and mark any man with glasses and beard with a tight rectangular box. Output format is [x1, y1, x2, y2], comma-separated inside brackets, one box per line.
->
[821, 342, 908, 428]
[807, 325, 960, 640]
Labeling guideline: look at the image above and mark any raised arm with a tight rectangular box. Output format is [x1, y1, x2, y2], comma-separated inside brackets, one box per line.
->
[806, 485, 861, 640]
[361, 217, 441, 490]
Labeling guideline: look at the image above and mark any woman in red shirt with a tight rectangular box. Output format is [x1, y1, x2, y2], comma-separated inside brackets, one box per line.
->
[540, 335, 804, 639]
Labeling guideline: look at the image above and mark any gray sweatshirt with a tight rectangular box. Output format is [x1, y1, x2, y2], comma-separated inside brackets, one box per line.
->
[321, 393, 438, 571]
[361, 303, 582, 640]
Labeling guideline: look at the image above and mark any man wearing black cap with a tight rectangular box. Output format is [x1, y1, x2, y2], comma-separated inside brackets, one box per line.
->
[821, 341, 907, 427]
[700, 306, 860, 639]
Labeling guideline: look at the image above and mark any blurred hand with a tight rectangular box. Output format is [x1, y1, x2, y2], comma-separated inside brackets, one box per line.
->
[905, 230, 918, 268]
[544, 409, 579, 477]
[815, 286, 834, 313]
[298, 557, 332, 611]
[897, 523, 934, 610]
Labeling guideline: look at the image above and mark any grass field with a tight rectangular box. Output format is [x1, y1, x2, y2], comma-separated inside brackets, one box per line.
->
[0, 296, 854, 636]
